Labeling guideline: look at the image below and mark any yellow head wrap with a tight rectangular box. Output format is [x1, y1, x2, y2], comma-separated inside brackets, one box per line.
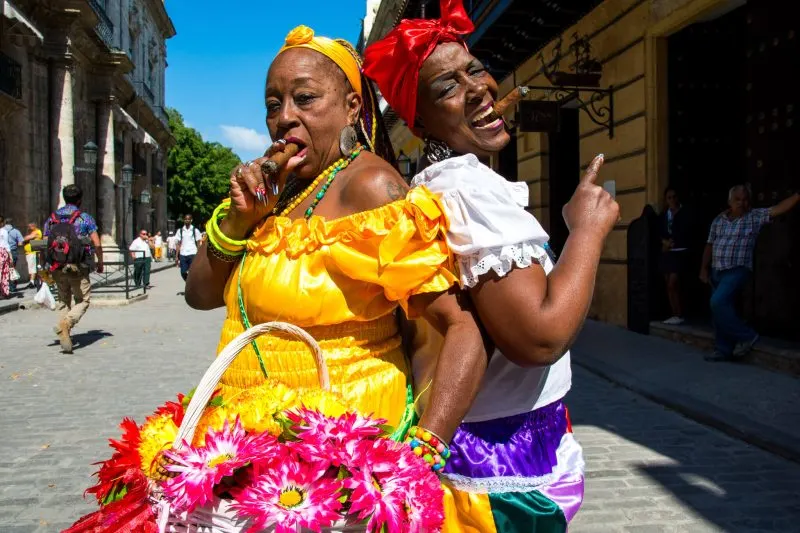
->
[277, 25, 362, 95]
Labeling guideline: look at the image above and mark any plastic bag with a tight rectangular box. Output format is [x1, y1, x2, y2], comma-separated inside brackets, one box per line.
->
[10, 268, 20, 281]
[34, 283, 56, 310]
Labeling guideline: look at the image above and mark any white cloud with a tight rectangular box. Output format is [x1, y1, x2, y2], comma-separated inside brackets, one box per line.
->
[219, 125, 270, 153]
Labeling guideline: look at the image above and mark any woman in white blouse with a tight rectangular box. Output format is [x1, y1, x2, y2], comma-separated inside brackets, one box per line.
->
[364, 2, 619, 530]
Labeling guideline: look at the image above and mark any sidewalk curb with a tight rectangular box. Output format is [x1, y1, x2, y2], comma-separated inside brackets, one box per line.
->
[0, 263, 175, 316]
[573, 354, 800, 465]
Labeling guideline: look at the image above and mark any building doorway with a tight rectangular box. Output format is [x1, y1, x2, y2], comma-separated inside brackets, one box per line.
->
[548, 108, 580, 256]
[665, 0, 800, 338]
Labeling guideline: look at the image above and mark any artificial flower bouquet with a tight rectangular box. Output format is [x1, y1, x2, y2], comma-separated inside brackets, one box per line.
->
[65, 323, 444, 533]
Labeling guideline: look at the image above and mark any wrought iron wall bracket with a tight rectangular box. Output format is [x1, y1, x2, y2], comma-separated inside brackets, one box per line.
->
[524, 85, 615, 139]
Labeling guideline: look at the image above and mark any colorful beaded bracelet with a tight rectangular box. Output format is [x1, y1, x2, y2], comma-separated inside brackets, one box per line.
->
[405, 426, 451, 472]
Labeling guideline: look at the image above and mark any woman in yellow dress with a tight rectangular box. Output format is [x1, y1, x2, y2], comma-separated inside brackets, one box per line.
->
[186, 26, 487, 447]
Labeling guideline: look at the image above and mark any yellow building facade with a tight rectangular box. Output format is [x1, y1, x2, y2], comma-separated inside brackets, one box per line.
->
[384, 0, 798, 330]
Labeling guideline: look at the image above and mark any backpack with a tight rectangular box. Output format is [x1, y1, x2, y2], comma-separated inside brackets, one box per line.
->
[46, 211, 87, 271]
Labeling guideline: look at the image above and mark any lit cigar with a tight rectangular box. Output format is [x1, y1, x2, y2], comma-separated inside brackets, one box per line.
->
[260, 142, 300, 176]
[493, 86, 530, 116]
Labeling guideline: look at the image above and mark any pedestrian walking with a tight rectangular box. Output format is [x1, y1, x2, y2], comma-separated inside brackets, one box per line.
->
[701, 185, 800, 361]
[175, 214, 201, 282]
[3, 218, 24, 292]
[23, 222, 43, 289]
[44, 184, 104, 354]
[129, 229, 153, 288]
[166, 231, 177, 260]
[0, 216, 12, 298]
[153, 231, 164, 262]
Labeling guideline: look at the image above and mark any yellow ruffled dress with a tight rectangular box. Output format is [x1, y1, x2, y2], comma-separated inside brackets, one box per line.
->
[215, 187, 457, 429]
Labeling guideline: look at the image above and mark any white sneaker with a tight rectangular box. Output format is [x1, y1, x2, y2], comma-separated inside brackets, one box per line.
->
[663, 316, 685, 325]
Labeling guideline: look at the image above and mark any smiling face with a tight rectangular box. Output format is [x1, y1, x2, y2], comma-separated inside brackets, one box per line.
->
[265, 48, 362, 179]
[415, 42, 510, 158]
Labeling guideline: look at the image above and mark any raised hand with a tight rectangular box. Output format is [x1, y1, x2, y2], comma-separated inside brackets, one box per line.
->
[562, 154, 620, 239]
[225, 140, 298, 238]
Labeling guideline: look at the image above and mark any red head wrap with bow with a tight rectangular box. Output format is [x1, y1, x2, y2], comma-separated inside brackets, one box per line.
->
[363, 0, 474, 128]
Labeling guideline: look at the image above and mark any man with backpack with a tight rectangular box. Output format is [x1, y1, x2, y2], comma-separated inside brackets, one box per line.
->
[43, 184, 104, 354]
[175, 214, 202, 282]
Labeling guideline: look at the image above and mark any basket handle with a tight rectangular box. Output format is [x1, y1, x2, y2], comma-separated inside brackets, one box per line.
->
[172, 321, 328, 449]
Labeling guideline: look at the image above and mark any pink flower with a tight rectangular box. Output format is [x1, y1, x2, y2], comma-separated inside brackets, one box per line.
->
[233, 455, 343, 533]
[402, 474, 445, 532]
[162, 418, 281, 512]
[343, 439, 444, 532]
[288, 409, 384, 467]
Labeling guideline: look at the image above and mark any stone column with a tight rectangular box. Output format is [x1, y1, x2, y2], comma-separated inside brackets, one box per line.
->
[123, 135, 133, 244]
[50, 61, 75, 208]
[96, 99, 119, 256]
[96, 100, 116, 242]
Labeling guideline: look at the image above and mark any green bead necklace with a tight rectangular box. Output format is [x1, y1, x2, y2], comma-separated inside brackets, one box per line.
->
[303, 145, 363, 218]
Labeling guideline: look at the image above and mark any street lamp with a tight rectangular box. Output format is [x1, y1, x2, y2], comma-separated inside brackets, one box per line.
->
[74, 141, 98, 172]
[397, 150, 411, 180]
[120, 164, 135, 253]
[140, 189, 151, 205]
[121, 164, 134, 188]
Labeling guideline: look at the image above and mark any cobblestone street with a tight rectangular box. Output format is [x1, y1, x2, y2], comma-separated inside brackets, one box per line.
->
[1, 269, 799, 532]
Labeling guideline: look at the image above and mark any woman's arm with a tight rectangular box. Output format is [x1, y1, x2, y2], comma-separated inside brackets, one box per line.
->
[408, 289, 489, 443]
[470, 230, 603, 366]
[468, 155, 618, 367]
[186, 144, 292, 310]
[184, 222, 240, 310]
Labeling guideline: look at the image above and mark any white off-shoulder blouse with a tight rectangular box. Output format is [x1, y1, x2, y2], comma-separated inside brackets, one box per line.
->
[410, 154, 572, 422]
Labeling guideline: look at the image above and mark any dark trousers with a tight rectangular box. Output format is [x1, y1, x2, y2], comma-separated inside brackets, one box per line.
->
[710, 267, 757, 355]
[133, 257, 152, 287]
[179, 254, 195, 281]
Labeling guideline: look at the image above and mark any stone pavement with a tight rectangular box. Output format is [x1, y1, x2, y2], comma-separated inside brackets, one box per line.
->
[1, 270, 799, 532]
[571, 320, 800, 463]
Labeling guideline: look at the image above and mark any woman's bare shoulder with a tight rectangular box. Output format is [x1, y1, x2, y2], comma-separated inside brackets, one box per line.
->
[340, 152, 409, 211]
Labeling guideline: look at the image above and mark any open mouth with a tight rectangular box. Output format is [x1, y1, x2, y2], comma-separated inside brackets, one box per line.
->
[470, 104, 502, 129]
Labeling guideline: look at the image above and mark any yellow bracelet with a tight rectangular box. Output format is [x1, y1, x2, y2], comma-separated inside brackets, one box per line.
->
[205, 219, 245, 257]
[209, 200, 247, 251]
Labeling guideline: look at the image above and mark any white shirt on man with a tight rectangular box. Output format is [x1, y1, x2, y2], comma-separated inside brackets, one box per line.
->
[178, 225, 202, 256]
[129, 236, 152, 259]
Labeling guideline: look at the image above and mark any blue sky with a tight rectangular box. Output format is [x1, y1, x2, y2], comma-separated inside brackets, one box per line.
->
[165, 0, 366, 162]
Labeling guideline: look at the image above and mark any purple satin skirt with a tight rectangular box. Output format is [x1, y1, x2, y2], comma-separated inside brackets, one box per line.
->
[443, 400, 585, 522]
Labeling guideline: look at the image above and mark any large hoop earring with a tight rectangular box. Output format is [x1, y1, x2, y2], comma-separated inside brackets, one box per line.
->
[339, 125, 358, 156]
[423, 137, 453, 164]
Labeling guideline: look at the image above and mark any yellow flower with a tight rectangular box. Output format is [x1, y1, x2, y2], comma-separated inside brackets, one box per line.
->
[193, 405, 230, 446]
[138, 414, 179, 478]
[297, 389, 350, 418]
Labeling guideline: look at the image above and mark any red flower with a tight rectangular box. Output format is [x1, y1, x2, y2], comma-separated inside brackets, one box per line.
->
[86, 418, 143, 504]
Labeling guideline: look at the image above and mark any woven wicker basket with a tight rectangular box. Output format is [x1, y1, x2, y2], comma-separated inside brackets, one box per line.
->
[153, 321, 364, 533]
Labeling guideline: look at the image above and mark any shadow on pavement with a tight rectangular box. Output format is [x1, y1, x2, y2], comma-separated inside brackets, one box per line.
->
[47, 329, 114, 350]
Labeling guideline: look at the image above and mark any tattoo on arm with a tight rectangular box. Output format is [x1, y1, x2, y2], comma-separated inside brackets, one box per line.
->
[386, 181, 406, 201]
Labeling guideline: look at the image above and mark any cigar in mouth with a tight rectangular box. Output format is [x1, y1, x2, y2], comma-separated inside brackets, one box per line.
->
[493, 86, 530, 116]
[260, 142, 300, 176]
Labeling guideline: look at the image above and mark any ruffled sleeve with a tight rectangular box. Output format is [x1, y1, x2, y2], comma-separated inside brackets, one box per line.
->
[325, 186, 457, 316]
[411, 154, 551, 288]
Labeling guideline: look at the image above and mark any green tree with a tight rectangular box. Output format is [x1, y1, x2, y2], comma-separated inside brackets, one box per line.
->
[166, 108, 240, 224]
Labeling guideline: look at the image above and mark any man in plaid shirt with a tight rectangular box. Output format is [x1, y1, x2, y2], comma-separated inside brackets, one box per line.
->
[700, 185, 800, 361]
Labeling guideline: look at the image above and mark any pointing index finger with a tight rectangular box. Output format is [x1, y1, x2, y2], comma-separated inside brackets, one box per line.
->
[581, 154, 604, 185]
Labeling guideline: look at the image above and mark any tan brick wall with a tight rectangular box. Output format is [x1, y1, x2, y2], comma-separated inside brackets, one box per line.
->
[504, 0, 651, 327]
